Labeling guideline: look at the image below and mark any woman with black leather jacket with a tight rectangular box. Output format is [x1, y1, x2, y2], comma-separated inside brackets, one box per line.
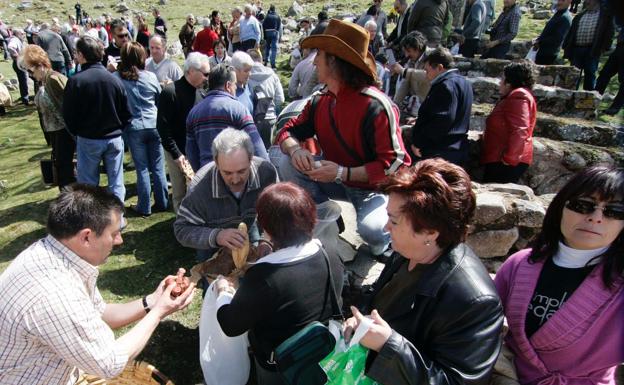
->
[345, 158, 504, 385]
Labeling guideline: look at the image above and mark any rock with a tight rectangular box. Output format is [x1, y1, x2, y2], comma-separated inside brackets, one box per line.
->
[519, 6, 530, 13]
[532, 9, 552, 19]
[166, 41, 183, 57]
[562, 152, 587, 170]
[514, 199, 546, 227]
[466, 228, 519, 258]
[9, 79, 18, 85]
[116, 3, 129, 12]
[475, 193, 507, 225]
[287, 1, 304, 17]
[284, 18, 298, 31]
[159, 0, 167, 4]
[93, 2, 105, 9]
[478, 183, 536, 200]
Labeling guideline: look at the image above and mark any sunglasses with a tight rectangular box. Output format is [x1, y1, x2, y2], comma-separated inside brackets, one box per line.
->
[116, 33, 129, 39]
[565, 198, 624, 220]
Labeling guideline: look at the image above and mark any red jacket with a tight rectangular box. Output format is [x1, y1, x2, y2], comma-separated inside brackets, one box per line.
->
[192, 27, 218, 56]
[276, 86, 411, 190]
[481, 87, 537, 166]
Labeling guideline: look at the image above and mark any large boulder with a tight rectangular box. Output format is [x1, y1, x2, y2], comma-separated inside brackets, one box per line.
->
[467, 228, 519, 257]
[287, 1, 304, 17]
[532, 9, 552, 19]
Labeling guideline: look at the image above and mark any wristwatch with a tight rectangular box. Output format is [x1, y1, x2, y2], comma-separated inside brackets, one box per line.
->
[335, 165, 344, 184]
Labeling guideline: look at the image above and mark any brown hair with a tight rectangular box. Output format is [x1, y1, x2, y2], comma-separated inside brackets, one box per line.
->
[256, 182, 317, 249]
[327, 53, 376, 90]
[21, 44, 52, 70]
[380, 158, 476, 250]
[118, 41, 146, 81]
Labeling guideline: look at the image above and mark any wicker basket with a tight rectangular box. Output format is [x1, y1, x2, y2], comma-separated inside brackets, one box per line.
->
[75, 361, 174, 385]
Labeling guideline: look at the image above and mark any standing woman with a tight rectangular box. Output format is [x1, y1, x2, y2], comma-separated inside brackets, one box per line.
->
[208, 40, 231, 67]
[21, 44, 76, 190]
[135, 14, 151, 54]
[495, 166, 624, 385]
[481, 61, 537, 183]
[210, 10, 229, 48]
[228, 7, 242, 52]
[115, 42, 168, 216]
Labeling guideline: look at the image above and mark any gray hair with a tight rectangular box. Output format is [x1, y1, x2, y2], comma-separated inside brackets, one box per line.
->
[184, 52, 210, 73]
[232, 6, 243, 14]
[212, 128, 254, 161]
[149, 34, 166, 46]
[202, 17, 211, 27]
[364, 19, 378, 31]
[243, 4, 254, 13]
[231, 50, 254, 70]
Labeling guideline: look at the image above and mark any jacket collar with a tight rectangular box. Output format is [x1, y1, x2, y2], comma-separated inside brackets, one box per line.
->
[81, 62, 105, 71]
[250, 239, 322, 265]
[210, 157, 262, 199]
[430, 68, 459, 86]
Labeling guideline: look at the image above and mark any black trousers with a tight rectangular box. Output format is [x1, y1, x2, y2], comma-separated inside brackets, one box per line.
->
[535, 51, 557, 65]
[482, 162, 529, 184]
[596, 40, 624, 111]
[459, 39, 480, 58]
[240, 39, 257, 51]
[12, 59, 29, 103]
[50, 129, 76, 189]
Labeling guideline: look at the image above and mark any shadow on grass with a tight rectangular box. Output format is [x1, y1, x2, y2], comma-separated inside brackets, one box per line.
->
[4, 104, 37, 119]
[97, 217, 196, 298]
[0, 227, 48, 263]
[28, 150, 51, 162]
[136, 320, 202, 385]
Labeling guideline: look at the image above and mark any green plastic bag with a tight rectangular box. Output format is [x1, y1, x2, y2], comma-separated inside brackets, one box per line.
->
[320, 343, 379, 385]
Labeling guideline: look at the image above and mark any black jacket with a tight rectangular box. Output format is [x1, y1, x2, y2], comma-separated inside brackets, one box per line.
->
[387, 7, 412, 49]
[563, 7, 614, 58]
[412, 69, 473, 165]
[361, 243, 503, 385]
[156, 76, 197, 159]
[62, 62, 131, 139]
[536, 9, 572, 57]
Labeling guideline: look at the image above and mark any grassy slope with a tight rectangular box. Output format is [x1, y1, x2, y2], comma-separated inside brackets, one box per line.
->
[0, 0, 621, 384]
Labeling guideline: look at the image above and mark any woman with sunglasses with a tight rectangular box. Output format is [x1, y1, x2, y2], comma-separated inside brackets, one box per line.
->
[21, 44, 76, 190]
[494, 166, 624, 385]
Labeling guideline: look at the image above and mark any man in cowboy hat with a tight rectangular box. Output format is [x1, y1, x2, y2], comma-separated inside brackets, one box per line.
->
[275, 19, 411, 261]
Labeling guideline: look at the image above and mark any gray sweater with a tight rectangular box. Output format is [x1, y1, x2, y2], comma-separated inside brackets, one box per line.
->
[36, 29, 71, 65]
[462, 0, 487, 39]
[174, 156, 278, 252]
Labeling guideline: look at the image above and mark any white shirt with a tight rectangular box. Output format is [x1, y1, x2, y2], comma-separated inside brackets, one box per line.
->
[0, 236, 128, 385]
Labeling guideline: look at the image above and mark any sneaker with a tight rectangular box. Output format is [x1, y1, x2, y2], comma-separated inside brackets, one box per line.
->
[127, 205, 151, 217]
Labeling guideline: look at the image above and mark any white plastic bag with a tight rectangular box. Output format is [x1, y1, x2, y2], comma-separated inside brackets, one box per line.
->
[525, 47, 537, 62]
[450, 43, 460, 56]
[199, 281, 250, 385]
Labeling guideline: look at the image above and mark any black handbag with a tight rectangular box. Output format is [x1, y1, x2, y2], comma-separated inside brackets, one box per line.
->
[273, 248, 343, 385]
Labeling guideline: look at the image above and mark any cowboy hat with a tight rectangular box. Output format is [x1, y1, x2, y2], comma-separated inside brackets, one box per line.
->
[301, 18, 377, 80]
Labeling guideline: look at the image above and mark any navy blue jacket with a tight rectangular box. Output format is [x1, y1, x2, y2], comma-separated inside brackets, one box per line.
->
[536, 9, 572, 57]
[412, 69, 472, 165]
[62, 62, 131, 139]
[262, 10, 281, 32]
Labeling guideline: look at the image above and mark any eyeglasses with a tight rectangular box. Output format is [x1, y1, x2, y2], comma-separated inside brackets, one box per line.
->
[565, 198, 624, 220]
[116, 33, 129, 39]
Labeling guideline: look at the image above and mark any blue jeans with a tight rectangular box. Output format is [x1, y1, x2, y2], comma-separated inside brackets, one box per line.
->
[263, 30, 279, 67]
[76, 136, 125, 203]
[277, 153, 390, 255]
[570, 46, 599, 91]
[126, 129, 168, 214]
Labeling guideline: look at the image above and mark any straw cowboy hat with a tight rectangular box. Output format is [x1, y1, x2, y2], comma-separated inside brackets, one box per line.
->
[301, 18, 377, 80]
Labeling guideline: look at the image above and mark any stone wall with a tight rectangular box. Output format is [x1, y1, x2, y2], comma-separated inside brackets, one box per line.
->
[456, 57, 581, 90]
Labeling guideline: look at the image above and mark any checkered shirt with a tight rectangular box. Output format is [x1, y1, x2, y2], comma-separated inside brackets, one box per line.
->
[575, 9, 600, 46]
[490, 4, 521, 44]
[0, 236, 128, 385]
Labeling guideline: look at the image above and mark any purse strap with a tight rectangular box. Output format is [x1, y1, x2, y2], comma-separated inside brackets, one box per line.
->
[328, 100, 364, 164]
[320, 246, 344, 321]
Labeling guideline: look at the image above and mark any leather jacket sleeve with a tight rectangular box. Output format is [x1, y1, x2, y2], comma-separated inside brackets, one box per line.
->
[366, 295, 503, 385]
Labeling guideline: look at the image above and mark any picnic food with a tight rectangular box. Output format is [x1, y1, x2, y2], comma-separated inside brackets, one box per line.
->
[231, 222, 250, 269]
[165, 268, 190, 298]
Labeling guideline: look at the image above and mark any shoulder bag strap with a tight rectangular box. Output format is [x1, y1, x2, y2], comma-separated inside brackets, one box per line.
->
[320, 247, 344, 321]
[327, 100, 364, 164]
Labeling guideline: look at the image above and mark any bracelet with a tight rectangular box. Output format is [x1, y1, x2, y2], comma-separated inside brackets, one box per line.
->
[142, 295, 150, 313]
[346, 167, 351, 181]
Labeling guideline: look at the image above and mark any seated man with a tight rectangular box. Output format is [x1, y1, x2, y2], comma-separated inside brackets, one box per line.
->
[275, 19, 411, 261]
[174, 128, 278, 261]
[411, 48, 473, 166]
[391, 31, 430, 120]
[185, 63, 268, 171]
[0, 184, 194, 384]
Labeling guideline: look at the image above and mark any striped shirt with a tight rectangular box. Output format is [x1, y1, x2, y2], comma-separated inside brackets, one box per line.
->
[0, 236, 128, 385]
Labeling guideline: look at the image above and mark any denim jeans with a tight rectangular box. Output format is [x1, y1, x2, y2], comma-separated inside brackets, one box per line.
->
[76, 136, 126, 203]
[482, 41, 511, 59]
[570, 46, 599, 91]
[126, 129, 169, 214]
[263, 30, 279, 67]
[12, 59, 29, 104]
[277, 153, 390, 255]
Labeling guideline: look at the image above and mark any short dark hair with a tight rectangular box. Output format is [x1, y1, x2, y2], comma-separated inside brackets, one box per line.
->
[118, 41, 146, 81]
[401, 30, 427, 52]
[366, 5, 379, 16]
[318, 10, 328, 21]
[76, 36, 104, 63]
[423, 47, 454, 69]
[256, 182, 316, 249]
[529, 166, 624, 288]
[47, 184, 124, 240]
[503, 61, 536, 90]
[208, 64, 236, 90]
[327, 53, 376, 90]
[380, 158, 476, 250]
[110, 18, 126, 33]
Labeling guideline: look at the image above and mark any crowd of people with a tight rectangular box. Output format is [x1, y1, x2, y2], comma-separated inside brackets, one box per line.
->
[0, 0, 623, 384]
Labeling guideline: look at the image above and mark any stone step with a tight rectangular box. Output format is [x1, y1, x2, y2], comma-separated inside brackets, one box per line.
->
[468, 76, 600, 118]
[470, 103, 621, 147]
[456, 56, 580, 90]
